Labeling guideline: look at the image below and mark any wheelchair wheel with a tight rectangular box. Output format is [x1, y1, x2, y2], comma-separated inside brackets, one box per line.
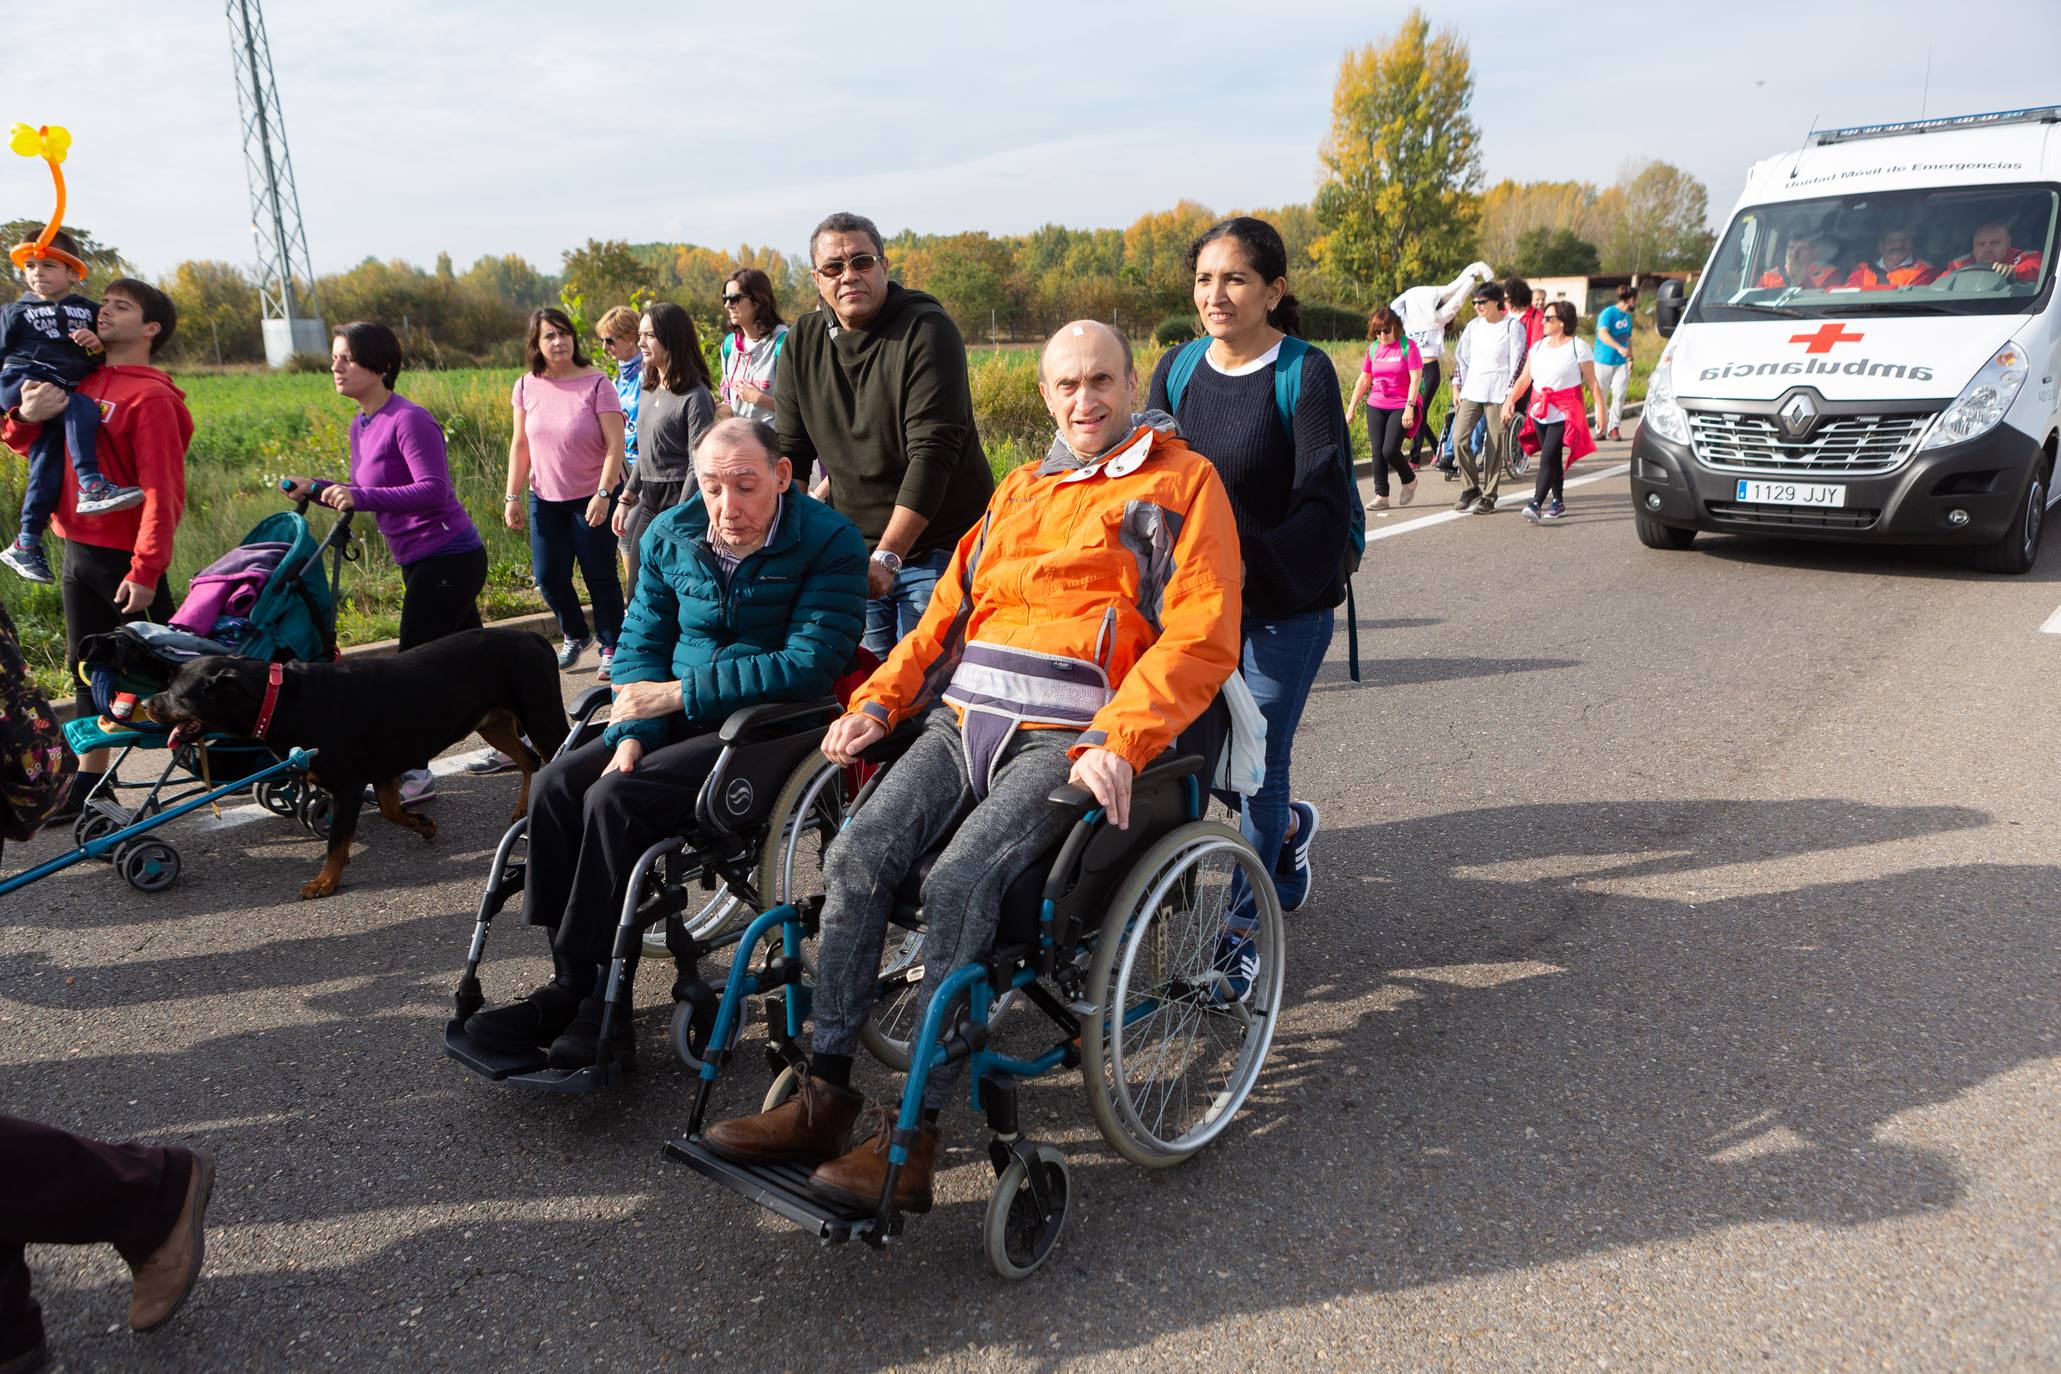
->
[756, 754, 853, 920]
[1080, 820, 1285, 1168]
[983, 1143, 1070, 1280]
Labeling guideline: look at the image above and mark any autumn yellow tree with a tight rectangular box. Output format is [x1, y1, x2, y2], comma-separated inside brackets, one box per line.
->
[1311, 10, 1482, 307]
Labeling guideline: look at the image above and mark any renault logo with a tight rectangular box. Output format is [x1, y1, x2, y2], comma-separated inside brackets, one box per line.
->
[1776, 391, 1819, 439]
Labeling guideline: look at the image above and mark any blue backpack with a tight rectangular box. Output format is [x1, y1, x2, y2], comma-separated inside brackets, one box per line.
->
[1164, 335, 1364, 682]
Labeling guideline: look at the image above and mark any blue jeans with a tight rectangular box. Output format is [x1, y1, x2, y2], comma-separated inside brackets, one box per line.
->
[860, 547, 951, 659]
[527, 493, 624, 650]
[1232, 607, 1334, 918]
[1, 372, 102, 539]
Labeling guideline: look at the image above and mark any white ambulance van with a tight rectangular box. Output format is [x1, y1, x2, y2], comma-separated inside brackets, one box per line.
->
[1632, 106, 2060, 572]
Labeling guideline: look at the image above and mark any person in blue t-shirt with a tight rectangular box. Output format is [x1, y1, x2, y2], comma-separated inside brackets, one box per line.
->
[1592, 285, 1636, 440]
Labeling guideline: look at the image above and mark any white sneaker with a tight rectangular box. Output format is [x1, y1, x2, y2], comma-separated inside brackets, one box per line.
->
[463, 748, 520, 775]
[363, 768, 436, 807]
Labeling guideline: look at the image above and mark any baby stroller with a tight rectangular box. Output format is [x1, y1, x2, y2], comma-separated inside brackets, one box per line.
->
[0, 499, 356, 896]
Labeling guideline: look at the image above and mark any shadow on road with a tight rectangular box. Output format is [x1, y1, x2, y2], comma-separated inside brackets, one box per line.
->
[10, 792, 2051, 1372]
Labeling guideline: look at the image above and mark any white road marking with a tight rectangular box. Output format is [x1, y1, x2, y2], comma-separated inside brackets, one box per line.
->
[1363, 462, 1632, 543]
[194, 749, 486, 833]
[2040, 604, 2061, 636]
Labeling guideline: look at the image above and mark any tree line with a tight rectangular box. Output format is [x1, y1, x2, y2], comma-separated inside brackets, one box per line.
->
[6, 11, 1712, 367]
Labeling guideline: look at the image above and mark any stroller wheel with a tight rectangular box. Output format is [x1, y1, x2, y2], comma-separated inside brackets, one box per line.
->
[254, 777, 301, 817]
[297, 790, 334, 839]
[74, 809, 120, 849]
[117, 840, 181, 893]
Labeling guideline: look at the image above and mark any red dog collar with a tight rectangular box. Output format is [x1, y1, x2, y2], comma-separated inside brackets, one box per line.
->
[253, 662, 285, 740]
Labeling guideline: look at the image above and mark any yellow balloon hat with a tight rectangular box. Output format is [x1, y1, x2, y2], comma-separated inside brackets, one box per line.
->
[9, 121, 85, 279]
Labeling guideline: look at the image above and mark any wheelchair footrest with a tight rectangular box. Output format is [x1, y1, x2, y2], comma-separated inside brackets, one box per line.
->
[662, 1137, 881, 1244]
[443, 1018, 620, 1093]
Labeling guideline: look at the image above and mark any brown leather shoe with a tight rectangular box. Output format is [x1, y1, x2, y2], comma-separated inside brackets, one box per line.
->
[130, 1148, 214, 1332]
[701, 1076, 863, 1165]
[808, 1108, 938, 1214]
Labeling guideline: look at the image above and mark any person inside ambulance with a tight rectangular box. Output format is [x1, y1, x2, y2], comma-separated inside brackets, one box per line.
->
[1946, 221, 2044, 284]
[1845, 227, 1937, 290]
[1758, 235, 1840, 290]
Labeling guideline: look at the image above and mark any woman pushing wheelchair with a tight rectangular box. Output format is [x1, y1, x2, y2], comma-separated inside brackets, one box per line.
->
[702, 321, 1243, 1213]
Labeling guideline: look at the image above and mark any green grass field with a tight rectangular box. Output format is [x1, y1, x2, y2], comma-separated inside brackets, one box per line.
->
[3, 331, 1653, 699]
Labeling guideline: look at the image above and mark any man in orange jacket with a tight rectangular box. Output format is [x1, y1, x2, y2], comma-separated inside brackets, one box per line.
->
[1759, 236, 1840, 290]
[1946, 221, 2044, 284]
[705, 320, 1243, 1211]
[1845, 227, 1938, 289]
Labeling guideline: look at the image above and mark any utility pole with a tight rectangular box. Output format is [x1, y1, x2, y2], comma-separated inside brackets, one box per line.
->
[227, 0, 323, 367]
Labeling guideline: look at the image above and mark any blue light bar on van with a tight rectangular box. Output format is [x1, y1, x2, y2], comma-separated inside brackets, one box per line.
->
[1810, 105, 2061, 147]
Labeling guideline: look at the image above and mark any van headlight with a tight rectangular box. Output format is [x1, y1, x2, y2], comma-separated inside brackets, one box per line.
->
[1920, 342, 2028, 450]
[1643, 354, 1691, 445]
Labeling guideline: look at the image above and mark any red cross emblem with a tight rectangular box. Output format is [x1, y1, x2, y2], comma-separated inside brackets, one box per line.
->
[1790, 323, 1865, 353]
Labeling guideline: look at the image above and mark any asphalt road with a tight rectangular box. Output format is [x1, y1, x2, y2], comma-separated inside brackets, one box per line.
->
[4, 437, 2058, 1372]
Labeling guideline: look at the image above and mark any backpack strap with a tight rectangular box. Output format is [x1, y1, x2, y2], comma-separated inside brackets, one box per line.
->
[1163, 337, 1210, 416]
[1272, 335, 1310, 439]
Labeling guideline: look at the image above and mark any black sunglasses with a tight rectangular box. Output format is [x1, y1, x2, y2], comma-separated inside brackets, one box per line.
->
[814, 253, 883, 280]
[721, 294, 745, 305]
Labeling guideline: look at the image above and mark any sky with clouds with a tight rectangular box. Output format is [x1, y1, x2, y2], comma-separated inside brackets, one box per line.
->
[23, 1, 2061, 278]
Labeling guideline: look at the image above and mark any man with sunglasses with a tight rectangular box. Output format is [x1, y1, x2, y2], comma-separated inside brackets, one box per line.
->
[774, 212, 993, 657]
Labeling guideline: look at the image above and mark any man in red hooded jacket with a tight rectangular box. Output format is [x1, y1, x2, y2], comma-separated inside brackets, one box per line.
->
[3, 277, 190, 805]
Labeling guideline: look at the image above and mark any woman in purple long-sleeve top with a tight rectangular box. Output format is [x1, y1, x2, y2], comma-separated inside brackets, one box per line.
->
[283, 320, 486, 805]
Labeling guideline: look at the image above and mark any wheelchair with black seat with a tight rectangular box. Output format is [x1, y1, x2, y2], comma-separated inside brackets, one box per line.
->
[441, 685, 864, 1094]
[663, 715, 1287, 1278]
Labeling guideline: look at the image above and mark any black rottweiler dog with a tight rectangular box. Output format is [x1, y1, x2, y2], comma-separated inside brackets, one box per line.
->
[147, 627, 570, 899]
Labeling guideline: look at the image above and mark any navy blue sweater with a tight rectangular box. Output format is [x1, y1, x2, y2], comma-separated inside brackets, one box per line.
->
[1149, 343, 1350, 618]
[1, 292, 100, 389]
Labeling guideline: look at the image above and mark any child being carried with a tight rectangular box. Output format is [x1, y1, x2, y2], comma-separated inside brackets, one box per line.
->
[2, 228, 142, 583]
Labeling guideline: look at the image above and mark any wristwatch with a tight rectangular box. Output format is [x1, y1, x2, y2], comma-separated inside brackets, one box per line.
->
[870, 549, 903, 575]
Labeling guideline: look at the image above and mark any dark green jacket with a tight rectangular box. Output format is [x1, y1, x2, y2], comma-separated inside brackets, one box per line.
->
[772, 283, 994, 560]
[602, 488, 867, 750]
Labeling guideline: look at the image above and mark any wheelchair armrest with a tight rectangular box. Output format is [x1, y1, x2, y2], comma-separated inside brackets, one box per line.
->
[715, 699, 839, 745]
[568, 685, 613, 726]
[1046, 752, 1204, 812]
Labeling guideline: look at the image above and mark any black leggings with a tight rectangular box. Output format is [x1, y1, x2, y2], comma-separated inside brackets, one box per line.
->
[1367, 406, 1416, 497]
[397, 544, 487, 652]
[1405, 359, 1442, 465]
[1532, 420, 1567, 504]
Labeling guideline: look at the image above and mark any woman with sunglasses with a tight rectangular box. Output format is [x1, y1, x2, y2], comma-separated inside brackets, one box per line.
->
[1502, 300, 1605, 522]
[1345, 304, 1422, 510]
[1147, 215, 1351, 944]
[612, 303, 716, 592]
[718, 268, 787, 425]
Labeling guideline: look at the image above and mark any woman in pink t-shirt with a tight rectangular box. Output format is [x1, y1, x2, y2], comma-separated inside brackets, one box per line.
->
[503, 307, 628, 673]
[1344, 305, 1423, 509]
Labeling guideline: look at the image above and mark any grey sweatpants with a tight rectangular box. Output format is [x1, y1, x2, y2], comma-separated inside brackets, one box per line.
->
[1452, 396, 1508, 503]
[810, 710, 1081, 1107]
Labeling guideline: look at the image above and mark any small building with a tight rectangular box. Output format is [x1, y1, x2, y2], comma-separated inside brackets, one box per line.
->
[1524, 271, 1695, 319]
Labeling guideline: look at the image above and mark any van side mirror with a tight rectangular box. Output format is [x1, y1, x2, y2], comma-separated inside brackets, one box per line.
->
[1655, 279, 1686, 337]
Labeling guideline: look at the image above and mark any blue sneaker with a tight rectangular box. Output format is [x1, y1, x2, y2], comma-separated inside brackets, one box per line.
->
[1275, 800, 1319, 913]
[1521, 500, 1543, 523]
[1, 537, 53, 584]
[1211, 931, 1258, 1005]
[1541, 498, 1567, 520]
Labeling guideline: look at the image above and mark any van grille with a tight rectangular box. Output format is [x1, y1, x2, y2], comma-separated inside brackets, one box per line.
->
[1704, 501, 1882, 531]
[1690, 411, 1932, 475]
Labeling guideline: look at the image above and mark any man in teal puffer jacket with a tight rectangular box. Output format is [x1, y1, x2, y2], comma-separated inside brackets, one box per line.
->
[465, 417, 867, 1069]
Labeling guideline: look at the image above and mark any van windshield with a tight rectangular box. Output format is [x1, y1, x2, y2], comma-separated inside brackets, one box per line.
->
[1689, 183, 2057, 322]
